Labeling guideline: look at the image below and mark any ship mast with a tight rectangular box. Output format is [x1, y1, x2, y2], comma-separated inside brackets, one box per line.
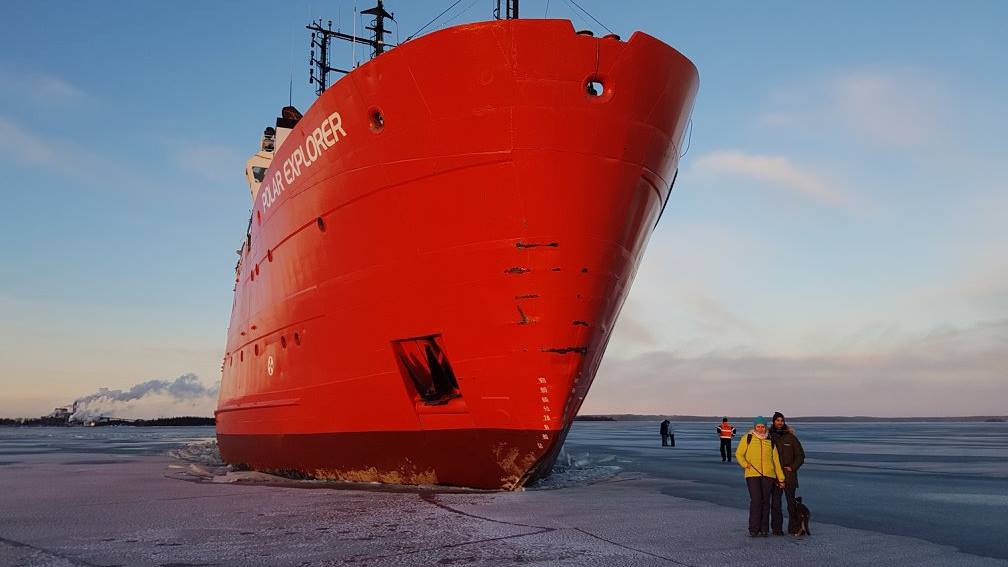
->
[307, 0, 395, 96]
[494, 0, 519, 19]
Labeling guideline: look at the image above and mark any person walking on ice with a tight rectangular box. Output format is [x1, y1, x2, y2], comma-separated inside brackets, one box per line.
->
[659, 418, 671, 446]
[717, 417, 736, 462]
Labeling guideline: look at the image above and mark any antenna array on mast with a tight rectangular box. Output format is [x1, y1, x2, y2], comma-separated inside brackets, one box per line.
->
[494, 0, 519, 19]
[307, 1, 395, 96]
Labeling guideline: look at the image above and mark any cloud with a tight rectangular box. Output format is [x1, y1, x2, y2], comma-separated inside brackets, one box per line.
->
[684, 292, 757, 336]
[955, 265, 1008, 310]
[761, 68, 954, 151]
[0, 115, 154, 190]
[0, 292, 228, 419]
[607, 307, 659, 353]
[0, 116, 61, 167]
[692, 150, 854, 208]
[0, 69, 85, 107]
[604, 223, 774, 357]
[831, 69, 944, 147]
[586, 319, 1008, 416]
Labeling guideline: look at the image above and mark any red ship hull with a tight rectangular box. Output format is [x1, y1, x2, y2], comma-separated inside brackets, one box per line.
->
[216, 19, 697, 489]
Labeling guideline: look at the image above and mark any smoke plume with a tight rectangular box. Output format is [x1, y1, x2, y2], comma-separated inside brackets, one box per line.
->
[70, 373, 219, 420]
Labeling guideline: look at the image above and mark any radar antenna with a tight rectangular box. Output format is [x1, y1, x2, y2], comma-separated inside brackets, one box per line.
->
[307, 1, 395, 96]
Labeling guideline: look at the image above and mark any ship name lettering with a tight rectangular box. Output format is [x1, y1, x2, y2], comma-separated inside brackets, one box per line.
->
[291, 147, 306, 176]
[320, 117, 338, 146]
[306, 133, 320, 162]
[262, 111, 348, 213]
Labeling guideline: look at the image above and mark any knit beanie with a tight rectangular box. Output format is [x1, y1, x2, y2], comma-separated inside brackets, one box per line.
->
[772, 411, 785, 422]
[753, 416, 767, 427]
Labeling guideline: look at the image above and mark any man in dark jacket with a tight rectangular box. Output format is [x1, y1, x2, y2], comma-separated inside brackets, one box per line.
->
[659, 418, 671, 446]
[769, 411, 805, 535]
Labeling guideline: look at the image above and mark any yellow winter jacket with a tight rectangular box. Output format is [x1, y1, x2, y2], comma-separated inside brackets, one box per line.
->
[736, 431, 785, 482]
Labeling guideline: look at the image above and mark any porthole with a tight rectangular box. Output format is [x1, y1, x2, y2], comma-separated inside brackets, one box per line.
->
[317, 217, 326, 232]
[586, 79, 604, 97]
[240, 350, 244, 362]
[294, 332, 301, 346]
[254, 344, 259, 356]
[255, 264, 260, 276]
[267, 249, 273, 262]
[280, 335, 287, 349]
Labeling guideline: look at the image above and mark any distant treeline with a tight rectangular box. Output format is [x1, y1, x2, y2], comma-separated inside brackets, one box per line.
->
[0, 417, 70, 427]
[0, 416, 216, 427]
[576, 414, 1007, 423]
[130, 417, 216, 426]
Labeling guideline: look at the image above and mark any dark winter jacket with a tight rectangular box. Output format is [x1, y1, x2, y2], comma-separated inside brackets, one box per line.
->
[659, 420, 670, 435]
[770, 426, 805, 488]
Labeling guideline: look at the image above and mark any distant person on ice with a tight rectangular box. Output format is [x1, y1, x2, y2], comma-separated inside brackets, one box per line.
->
[769, 411, 805, 536]
[736, 416, 785, 537]
[659, 418, 671, 446]
[716, 417, 736, 462]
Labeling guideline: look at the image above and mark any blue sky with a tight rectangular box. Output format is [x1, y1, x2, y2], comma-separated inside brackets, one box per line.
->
[1, 1, 1005, 417]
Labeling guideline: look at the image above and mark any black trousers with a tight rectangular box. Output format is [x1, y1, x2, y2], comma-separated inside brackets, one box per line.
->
[661, 434, 669, 446]
[771, 483, 798, 534]
[720, 438, 732, 461]
[745, 476, 774, 534]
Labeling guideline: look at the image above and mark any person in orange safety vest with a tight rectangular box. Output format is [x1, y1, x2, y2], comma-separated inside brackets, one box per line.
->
[716, 417, 737, 462]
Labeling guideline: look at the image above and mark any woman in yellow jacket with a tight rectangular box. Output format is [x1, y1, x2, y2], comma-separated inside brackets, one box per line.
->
[736, 416, 786, 537]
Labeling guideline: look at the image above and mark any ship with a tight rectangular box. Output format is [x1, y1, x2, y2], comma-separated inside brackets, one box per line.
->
[216, 1, 698, 489]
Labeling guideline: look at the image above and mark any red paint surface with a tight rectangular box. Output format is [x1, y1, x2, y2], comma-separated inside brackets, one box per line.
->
[216, 19, 698, 489]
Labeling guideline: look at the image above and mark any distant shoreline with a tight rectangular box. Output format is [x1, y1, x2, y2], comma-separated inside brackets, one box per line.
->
[2, 415, 1005, 427]
[0, 416, 215, 427]
[574, 414, 1007, 423]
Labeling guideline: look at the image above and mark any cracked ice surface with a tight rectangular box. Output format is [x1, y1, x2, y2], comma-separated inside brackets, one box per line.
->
[1, 424, 1006, 566]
